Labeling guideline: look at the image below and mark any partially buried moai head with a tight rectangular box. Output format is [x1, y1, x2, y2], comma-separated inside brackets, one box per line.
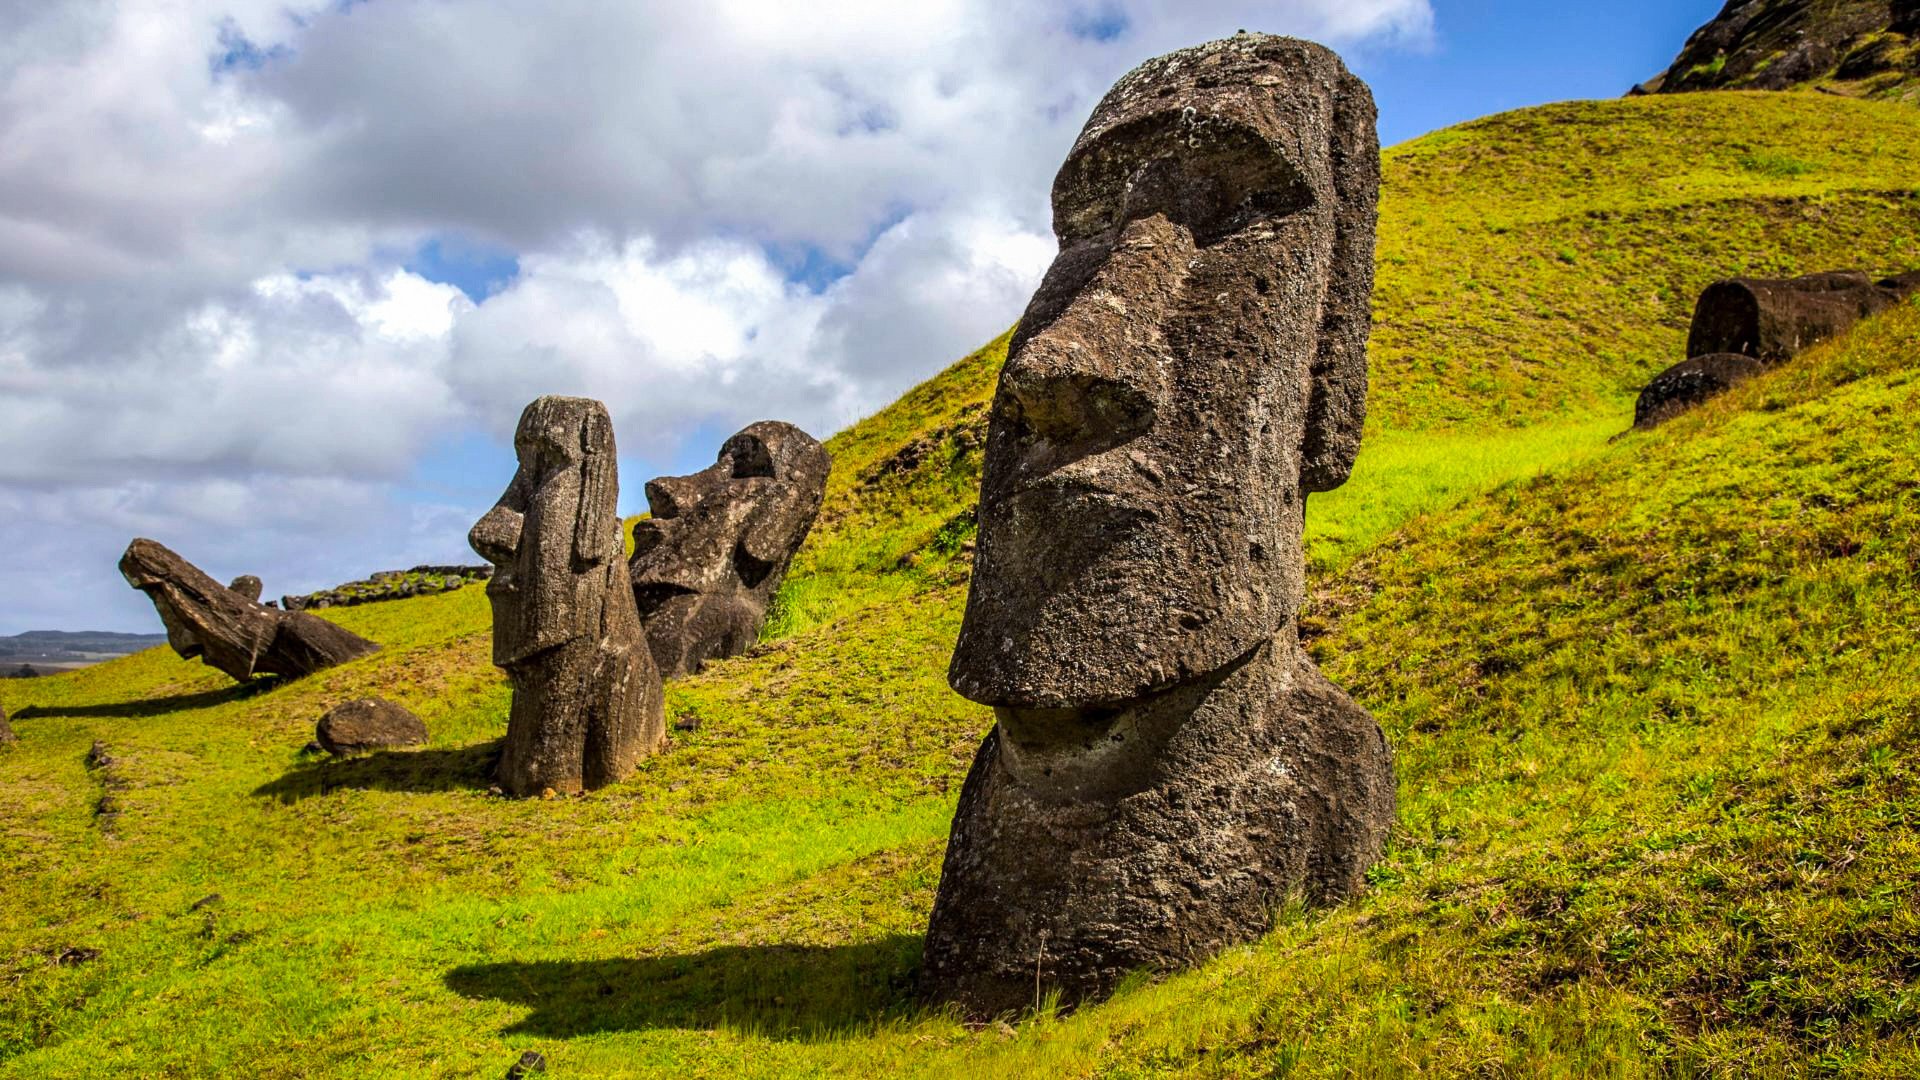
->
[949, 34, 1379, 709]
[469, 396, 623, 668]
[627, 421, 829, 679]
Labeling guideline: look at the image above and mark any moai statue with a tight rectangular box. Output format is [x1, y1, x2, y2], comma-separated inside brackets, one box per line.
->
[628, 421, 830, 680]
[119, 539, 379, 681]
[922, 34, 1397, 1015]
[1686, 270, 1901, 364]
[470, 396, 665, 797]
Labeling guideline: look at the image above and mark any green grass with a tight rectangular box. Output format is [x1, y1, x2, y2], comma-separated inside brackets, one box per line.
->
[4, 91, 1920, 1077]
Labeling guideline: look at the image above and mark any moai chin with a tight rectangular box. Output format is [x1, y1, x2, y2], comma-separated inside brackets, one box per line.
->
[470, 396, 665, 797]
[628, 421, 830, 680]
[923, 34, 1397, 1016]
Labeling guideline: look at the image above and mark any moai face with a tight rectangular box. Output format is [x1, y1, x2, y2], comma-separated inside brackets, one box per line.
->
[470, 397, 620, 668]
[119, 540, 272, 671]
[950, 36, 1379, 709]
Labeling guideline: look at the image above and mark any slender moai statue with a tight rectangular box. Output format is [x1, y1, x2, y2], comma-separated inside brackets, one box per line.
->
[120, 539, 379, 682]
[922, 34, 1397, 1015]
[470, 396, 665, 797]
[628, 421, 830, 680]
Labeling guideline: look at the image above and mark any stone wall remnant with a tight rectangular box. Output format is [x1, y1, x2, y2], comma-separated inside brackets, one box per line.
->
[922, 33, 1397, 1016]
[628, 421, 829, 679]
[119, 539, 379, 682]
[470, 396, 664, 796]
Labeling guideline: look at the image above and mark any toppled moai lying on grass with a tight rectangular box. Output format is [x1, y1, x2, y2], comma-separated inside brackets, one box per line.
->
[628, 421, 830, 680]
[921, 32, 1397, 1017]
[470, 396, 665, 797]
[119, 538, 380, 682]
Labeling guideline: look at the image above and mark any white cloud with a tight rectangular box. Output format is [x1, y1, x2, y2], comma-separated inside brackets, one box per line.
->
[0, 0, 1433, 632]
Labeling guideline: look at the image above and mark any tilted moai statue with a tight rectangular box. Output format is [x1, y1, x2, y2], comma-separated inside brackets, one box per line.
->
[119, 539, 379, 682]
[470, 396, 665, 797]
[922, 34, 1397, 1015]
[628, 421, 830, 680]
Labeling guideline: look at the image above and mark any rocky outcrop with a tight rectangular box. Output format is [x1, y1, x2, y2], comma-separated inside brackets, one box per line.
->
[1639, 1, 1919, 99]
[922, 33, 1396, 1017]
[471, 396, 665, 797]
[316, 697, 429, 755]
[628, 422, 829, 680]
[119, 539, 380, 683]
[280, 565, 491, 613]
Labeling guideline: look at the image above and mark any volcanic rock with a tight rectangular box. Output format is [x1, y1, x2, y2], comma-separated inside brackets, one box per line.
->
[1635, 353, 1768, 428]
[228, 575, 263, 603]
[315, 697, 429, 755]
[1686, 271, 1899, 363]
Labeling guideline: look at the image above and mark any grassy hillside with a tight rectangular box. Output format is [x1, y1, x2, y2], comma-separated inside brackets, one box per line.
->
[3, 91, 1919, 1077]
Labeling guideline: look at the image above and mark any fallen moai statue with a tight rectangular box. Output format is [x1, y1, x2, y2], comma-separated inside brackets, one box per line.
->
[470, 396, 665, 797]
[1686, 270, 1906, 363]
[1634, 353, 1767, 429]
[119, 539, 380, 682]
[628, 421, 830, 680]
[921, 33, 1397, 1016]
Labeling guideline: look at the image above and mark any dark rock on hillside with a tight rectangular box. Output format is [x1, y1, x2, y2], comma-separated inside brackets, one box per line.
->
[315, 697, 428, 755]
[120, 539, 380, 682]
[1687, 270, 1901, 363]
[923, 33, 1396, 1017]
[228, 575, 263, 603]
[470, 396, 665, 797]
[1882, 269, 1920, 297]
[1636, 353, 1768, 428]
[628, 421, 830, 680]
[1643, 0, 1919, 98]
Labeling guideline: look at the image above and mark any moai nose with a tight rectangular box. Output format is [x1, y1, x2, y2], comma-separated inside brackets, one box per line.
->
[644, 474, 702, 519]
[1001, 342, 1157, 447]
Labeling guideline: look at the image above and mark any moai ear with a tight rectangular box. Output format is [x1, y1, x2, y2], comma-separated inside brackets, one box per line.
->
[1300, 69, 1379, 494]
[573, 406, 619, 565]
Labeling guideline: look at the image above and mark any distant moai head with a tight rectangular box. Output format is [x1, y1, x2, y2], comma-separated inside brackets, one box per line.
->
[469, 396, 622, 668]
[628, 421, 831, 679]
[950, 33, 1379, 709]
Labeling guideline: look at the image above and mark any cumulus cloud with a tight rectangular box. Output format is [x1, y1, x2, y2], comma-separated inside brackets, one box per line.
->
[0, 0, 1432, 632]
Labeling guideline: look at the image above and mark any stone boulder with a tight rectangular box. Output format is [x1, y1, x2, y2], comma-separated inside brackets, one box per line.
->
[628, 421, 830, 679]
[1635, 353, 1767, 428]
[228, 575, 263, 603]
[119, 539, 380, 682]
[922, 33, 1395, 1017]
[316, 697, 428, 755]
[470, 396, 665, 797]
[1686, 270, 1899, 364]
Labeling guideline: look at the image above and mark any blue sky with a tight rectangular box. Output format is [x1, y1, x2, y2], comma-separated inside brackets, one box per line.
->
[0, 1, 1729, 634]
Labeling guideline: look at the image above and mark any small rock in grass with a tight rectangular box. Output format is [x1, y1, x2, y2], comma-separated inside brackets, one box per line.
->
[55, 946, 100, 967]
[505, 1050, 547, 1078]
[315, 697, 427, 756]
[190, 894, 222, 912]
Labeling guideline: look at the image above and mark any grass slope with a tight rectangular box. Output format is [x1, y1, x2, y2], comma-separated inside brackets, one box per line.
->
[2, 91, 1919, 1077]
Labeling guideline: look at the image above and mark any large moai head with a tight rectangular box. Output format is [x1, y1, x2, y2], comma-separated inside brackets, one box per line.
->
[628, 421, 830, 679]
[950, 33, 1379, 709]
[470, 396, 624, 668]
[1685, 270, 1900, 364]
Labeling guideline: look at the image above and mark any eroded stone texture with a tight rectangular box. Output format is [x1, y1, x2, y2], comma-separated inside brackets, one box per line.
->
[628, 421, 829, 680]
[228, 575, 263, 603]
[316, 697, 428, 755]
[924, 34, 1396, 1016]
[1635, 353, 1768, 428]
[119, 539, 379, 682]
[1686, 271, 1900, 363]
[471, 396, 664, 797]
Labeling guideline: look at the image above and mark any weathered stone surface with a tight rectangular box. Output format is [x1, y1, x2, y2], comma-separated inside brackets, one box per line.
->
[924, 34, 1396, 1016]
[471, 396, 665, 797]
[228, 575, 263, 602]
[1686, 271, 1900, 363]
[1648, 1, 1918, 96]
[119, 539, 380, 682]
[1882, 269, 1920, 298]
[628, 421, 829, 680]
[316, 697, 428, 755]
[1635, 353, 1768, 428]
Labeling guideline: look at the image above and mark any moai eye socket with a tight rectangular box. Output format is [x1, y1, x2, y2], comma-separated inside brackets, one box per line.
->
[1053, 114, 1313, 245]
